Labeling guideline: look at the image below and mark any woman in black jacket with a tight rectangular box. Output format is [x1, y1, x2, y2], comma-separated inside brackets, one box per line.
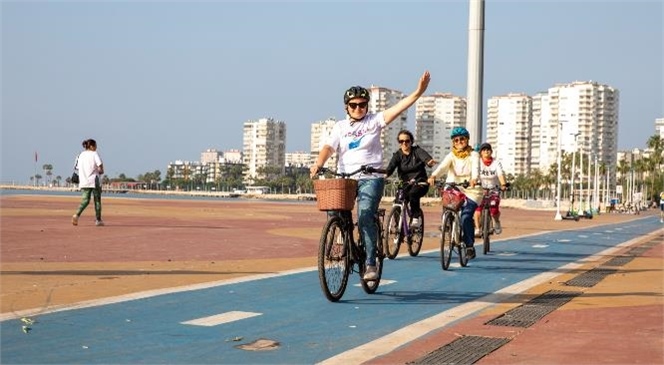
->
[385, 130, 436, 227]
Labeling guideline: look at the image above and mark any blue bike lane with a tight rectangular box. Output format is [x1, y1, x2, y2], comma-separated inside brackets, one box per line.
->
[1, 217, 660, 364]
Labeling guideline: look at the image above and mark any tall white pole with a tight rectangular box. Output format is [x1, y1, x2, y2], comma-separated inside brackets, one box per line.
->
[587, 152, 592, 211]
[466, 0, 485, 147]
[554, 122, 563, 220]
[578, 151, 584, 213]
[594, 154, 599, 212]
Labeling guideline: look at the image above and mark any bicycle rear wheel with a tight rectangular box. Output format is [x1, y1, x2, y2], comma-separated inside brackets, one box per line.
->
[440, 211, 453, 270]
[361, 219, 383, 293]
[408, 213, 423, 257]
[384, 206, 403, 259]
[317, 216, 350, 302]
[482, 209, 491, 254]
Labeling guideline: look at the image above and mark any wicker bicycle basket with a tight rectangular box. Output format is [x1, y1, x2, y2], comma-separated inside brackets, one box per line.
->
[314, 179, 358, 211]
[439, 188, 465, 211]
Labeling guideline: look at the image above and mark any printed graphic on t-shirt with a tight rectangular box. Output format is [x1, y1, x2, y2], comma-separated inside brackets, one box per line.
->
[349, 135, 365, 150]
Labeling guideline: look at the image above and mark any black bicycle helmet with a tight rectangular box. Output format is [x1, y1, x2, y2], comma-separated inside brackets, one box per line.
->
[343, 86, 370, 104]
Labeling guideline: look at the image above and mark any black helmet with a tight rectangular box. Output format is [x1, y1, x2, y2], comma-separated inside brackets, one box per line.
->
[343, 86, 370, 104]
[479, 142, 492, 151]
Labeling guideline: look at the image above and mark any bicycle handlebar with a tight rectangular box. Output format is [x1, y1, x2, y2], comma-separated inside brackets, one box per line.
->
[317, 165, 387, 179]
[435, 181, 470, 190]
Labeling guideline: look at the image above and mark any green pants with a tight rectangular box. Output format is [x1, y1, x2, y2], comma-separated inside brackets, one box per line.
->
[76, 179, 102, 220]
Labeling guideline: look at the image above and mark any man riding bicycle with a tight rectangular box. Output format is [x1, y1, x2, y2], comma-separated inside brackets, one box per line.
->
[310, 71, 431, 281]
[385, 129, 437, 228]
[473, 143, 508, 236]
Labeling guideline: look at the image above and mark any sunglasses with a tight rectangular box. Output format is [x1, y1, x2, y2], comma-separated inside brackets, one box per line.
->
[452, 137, 467, 143]
[398, 139, 411, 144]
[348, 102, 368, 110]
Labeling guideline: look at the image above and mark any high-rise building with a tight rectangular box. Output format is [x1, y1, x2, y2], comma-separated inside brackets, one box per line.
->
[242, 117, 286, 184]
[369, 85, 406, 167]
[547, 81, 619, 170]
[310, 117, 338, 169]
[655, 117, 664, 139]
[416, 92, 467, 163]
[486, 93, 532, 176]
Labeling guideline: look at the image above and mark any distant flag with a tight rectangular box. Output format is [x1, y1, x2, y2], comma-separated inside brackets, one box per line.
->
[35, 151, 38, 163]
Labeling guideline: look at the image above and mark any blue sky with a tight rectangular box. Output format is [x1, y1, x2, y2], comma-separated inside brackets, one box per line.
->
[2, 0, 662, 183]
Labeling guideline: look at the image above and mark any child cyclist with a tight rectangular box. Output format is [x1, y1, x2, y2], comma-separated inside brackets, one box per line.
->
[473, 142, 508, 236]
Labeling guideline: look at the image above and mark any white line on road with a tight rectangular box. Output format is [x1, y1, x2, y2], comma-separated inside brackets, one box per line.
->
[181, 311, 261, 326]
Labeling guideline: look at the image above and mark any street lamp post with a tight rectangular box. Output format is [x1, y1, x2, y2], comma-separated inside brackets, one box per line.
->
[554, 122, 564, 220]
[570, 132, 580, 214]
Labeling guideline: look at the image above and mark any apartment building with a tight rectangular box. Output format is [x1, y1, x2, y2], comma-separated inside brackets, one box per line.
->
[656, 117, 664, 139]
[369, 85, 407, 167]
[549, 81, 619, 170]
[285, 151, 311, 167]
[309, 117, 338, 169]
[415, 92, 467, 163]
[242, 117, 286, 183]
[486, 93, 532, 176]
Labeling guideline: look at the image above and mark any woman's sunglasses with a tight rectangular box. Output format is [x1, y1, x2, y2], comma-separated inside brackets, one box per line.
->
[348, 102, 368, 110]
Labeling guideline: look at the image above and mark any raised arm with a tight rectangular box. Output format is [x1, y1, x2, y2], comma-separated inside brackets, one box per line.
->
[383, 71, 431, 125]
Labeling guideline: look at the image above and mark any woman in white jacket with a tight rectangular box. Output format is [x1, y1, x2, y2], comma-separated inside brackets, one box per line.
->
[427, 127, 481, 259]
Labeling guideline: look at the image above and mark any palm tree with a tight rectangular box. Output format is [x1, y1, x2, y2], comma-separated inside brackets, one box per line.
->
[646, 134, 664, 199]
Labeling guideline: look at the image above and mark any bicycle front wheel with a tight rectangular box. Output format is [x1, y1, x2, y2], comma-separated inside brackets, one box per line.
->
[318, 216, 350, 302]
[440, 211, 453, 270]
[384, 205, 403, 259]
[408, 213, 423, 257]
[482, 209, 491, 254]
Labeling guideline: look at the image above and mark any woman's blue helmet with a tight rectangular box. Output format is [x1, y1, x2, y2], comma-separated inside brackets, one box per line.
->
[450, 126, 470, 139]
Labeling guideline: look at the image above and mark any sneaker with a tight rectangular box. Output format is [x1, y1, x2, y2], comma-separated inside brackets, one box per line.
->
[466, 247, 476, 260]
[95, 220, 105, 227]
[72, 215, 78, 226]
[411, 217, 421, 228]
[494, 220, 502, 235]
[363, 265, 378, 281]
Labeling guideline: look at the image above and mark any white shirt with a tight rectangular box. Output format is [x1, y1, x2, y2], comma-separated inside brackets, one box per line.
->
[479, 158, 504, 189]
[325, 112, 386, 178]
[76, 150, 103, 188]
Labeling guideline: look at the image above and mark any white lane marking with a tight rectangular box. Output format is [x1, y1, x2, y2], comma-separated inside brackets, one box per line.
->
[532, 244, 549, 248]
[317, 231, 659, 365]
[557, 239, 572, 242]
[181, 311, 261, 327]
[353, 279, 396, 287]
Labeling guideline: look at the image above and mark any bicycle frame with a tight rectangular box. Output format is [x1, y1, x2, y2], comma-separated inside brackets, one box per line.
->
[384, 181, 425, 259]
[479, 187, 501, 254]
[437, 182, 470, 270]
[315, 165, 387, 302]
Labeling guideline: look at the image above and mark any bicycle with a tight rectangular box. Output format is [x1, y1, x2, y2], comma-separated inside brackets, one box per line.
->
[436, 181, 471, 270]
[384, 179, 427, 259]
[477, 184, 508, 255]
[314, 165, 387, 302]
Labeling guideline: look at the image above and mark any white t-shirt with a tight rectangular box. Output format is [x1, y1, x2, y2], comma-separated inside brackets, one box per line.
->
[76, 150, 103, 188]
[479, 158, 504, 189]
[325, 112, 386, 178]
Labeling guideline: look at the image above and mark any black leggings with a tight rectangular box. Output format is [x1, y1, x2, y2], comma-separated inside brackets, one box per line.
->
[404, 183, 429, 218]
